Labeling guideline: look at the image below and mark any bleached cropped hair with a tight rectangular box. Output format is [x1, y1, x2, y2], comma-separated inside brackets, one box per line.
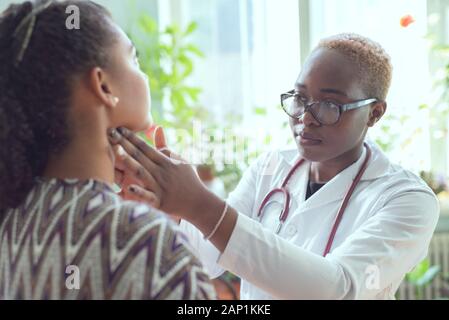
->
[315, 33, 392, 101]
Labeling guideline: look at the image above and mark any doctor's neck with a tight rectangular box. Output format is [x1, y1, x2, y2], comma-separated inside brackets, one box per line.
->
[309, 143, 364, 184]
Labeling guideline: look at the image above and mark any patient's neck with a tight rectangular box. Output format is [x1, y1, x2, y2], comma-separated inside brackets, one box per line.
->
[43, 119, 115, 185]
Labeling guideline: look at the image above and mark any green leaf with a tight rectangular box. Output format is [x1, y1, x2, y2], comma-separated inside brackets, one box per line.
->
[419, 104, 428, 110]
[264, 135, 272, 145]
[170, 90, 186, 109]
[165, 25, 180, 36]
[407, 259, 430, 283]
[138, 15, 158, 34]
[185, 87, 202, 101]
[415, 266, 441, 287]
[184, 22, 198, 36]
[185, 44, 205, 58]
[179, 54, 194, 78]
[253, 107, 267, 115]
[159, 44, 172, 55]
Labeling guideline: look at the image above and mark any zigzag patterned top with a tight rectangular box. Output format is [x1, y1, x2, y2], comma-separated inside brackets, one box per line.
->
[0, 178, 216, 300]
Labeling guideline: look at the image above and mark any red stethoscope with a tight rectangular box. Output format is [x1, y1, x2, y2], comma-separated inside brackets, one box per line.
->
[257, 142, 372, 257]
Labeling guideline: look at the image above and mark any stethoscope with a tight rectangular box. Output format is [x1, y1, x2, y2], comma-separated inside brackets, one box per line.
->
[257, 142, 372, 257]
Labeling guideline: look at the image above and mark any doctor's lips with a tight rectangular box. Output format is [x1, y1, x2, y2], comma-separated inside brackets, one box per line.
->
[295, 131, 322, 146]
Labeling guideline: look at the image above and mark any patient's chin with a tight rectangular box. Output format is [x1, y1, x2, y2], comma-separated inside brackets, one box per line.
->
[128, 115, 153, 133]
[138, 117, 153, 132]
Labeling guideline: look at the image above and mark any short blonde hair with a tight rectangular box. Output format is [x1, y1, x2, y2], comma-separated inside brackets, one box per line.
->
[315, 33, 392, 101]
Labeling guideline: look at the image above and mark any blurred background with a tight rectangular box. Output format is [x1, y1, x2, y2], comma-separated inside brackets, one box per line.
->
[1, 0, 449, 300]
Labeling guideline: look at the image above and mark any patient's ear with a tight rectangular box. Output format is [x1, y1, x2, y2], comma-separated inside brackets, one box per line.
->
[88, 67, 120, 109]
[367, 101, 387, 127]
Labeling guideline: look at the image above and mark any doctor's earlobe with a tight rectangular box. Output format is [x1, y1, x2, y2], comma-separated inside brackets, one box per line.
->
[368, 102, 387, 127]
[368, 116, 379, 127]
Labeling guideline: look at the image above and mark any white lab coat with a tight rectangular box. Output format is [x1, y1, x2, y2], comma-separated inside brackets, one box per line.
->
[180, 139, 440, 300]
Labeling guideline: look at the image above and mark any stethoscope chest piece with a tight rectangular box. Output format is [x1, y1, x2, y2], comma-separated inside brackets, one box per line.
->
[257, 187, 291, 234]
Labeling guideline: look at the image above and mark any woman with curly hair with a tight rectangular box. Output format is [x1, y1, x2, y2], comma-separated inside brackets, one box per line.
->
[0, 0, 215, 300]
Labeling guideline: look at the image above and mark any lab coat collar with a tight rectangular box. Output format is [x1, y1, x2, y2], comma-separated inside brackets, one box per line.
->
[278, 138, 392, 211]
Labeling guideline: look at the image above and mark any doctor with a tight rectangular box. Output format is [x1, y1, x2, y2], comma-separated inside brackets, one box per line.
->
[109, 33, 440, 299]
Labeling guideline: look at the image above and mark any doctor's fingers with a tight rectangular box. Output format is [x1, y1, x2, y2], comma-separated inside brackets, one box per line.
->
[112, 145, 127, 172]
[113, 130, 161, 175]
[114, 146, 162, 197]
[153, 126, 187, 164]
[115, 168, 145, 195]
[122, 184, 161, 209]
[114, 168, 125, 186]
[116, 127, 169, 167]
[108, 127, 167, 171]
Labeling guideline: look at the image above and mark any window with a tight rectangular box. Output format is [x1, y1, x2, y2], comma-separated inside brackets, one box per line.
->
[158, 0, 301, 156]
[305, 0, 434, 173]
[157, 0, 445, 174]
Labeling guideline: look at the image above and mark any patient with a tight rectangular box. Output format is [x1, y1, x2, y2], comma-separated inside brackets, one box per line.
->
[0, 0, 215, 299]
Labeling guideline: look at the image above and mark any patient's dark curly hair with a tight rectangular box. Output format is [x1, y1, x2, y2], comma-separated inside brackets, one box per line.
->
[0, 0, 117, 217]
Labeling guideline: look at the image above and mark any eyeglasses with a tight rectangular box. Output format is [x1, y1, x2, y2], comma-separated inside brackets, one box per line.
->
[280, 90, 378, 125]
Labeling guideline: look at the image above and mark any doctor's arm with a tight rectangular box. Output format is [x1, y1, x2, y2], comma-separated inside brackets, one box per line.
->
[177, 150, 266, 278]
[110, 128, 439, 299]
[109, 127, 264, 278]
[217, 189, 439, 299]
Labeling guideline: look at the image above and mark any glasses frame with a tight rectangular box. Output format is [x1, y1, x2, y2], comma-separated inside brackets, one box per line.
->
[280, 90, 378, 125]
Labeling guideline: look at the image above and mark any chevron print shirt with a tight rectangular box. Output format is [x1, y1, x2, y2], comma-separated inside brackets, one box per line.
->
[0, 178, 216, 300]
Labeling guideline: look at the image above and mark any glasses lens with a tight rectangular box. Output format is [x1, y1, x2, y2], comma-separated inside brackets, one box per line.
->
[282, 95, 304, 118]
[312, 101, 340, 125]
[282, 95, 341, 125]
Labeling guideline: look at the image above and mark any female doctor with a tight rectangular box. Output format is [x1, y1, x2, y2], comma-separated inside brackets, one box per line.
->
[109, 33, 440, 299]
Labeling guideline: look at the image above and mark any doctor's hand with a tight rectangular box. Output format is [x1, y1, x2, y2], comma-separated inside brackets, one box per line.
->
[108, 126, 238, 252]
[110, 127, 166, 207]
[108, 127, 212, 220]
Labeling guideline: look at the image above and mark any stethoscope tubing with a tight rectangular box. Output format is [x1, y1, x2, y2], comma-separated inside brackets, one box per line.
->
[257, 143, 372, 257]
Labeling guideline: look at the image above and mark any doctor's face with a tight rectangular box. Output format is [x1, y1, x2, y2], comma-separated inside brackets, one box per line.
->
[290, 48, 371, 162]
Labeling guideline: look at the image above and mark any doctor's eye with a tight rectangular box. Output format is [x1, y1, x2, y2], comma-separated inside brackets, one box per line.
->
[294, 94, 307, 102]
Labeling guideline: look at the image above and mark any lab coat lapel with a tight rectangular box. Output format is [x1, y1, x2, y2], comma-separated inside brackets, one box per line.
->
[359, 138, 391, 181]
[299, 147, 367, 212]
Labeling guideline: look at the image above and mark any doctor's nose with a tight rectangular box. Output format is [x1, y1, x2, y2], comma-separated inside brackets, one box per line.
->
[297, 110, 321, 127]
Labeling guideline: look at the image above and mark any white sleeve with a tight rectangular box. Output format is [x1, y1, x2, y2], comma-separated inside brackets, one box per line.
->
[179, 152, 270, 279]
[217, 188, 440, 299]
[179, 219, 224, 279]
[225, 152, 270, 216]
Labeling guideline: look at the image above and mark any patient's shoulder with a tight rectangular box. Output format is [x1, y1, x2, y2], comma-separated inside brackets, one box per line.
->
[104, 199, 216, 299]
[0, 179, 215, 300]
[80, 188, 217, 299]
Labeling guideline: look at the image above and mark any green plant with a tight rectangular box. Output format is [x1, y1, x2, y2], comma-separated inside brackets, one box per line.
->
[373, 109, 426, 154]
[129, 14, 208, 137]
[129, 14, 249, 194]
[405, 259, 441, 300]
[211, 106, 291, 194]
